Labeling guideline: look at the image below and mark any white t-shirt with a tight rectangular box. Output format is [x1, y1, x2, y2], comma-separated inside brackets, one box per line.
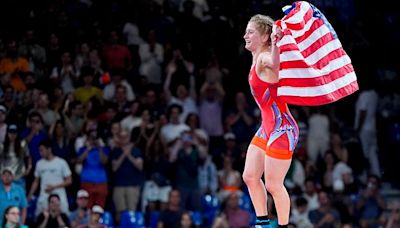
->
[308, 113, 330, 141]
[160, 123, 190, 144]
[103, 80, 135, 101]
[120, 115, 142, 132]
[354, 90, 378, 132]
[35, 157, 71, 214]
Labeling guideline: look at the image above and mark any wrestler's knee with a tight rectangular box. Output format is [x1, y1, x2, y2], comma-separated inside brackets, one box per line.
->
[242, 170, 260, 186]
[265, 181, 283, 195]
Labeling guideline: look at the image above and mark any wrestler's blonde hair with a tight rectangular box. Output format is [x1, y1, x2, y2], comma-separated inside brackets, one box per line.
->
[249, 14, 274, 45]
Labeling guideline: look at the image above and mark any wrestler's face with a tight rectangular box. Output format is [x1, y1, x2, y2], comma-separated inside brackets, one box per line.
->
[244, 22, 268, 51]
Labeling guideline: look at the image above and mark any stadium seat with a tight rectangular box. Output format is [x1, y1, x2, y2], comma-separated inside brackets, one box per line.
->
[100, 211, 114, 227]
[120, 211, 145, 228]
[190, 211, 203, 226]
[149, 211, 160, 228]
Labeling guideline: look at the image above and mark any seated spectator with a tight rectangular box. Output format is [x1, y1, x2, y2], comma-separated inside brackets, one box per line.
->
[308, 191, 341, 228]
[35, 194, 70, 228]
[1, 205, 28, 228]
[222, 192, 250, 228]
[34, 92, 59, 129]
[69, 190, 91, 228]
[76, 129, 109, 208]
[50, 50, 78, 94]
[77, 205, 107, 228]
[110, 129, 144, 222]
[28, 139, 72, 217]
[0, 168, 27, 225]
[217, 155, 242, 201]
[0, 124, 31, 189]
[158, 190, 184, 228]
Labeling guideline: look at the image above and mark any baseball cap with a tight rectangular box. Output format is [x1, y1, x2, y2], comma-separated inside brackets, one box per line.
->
[224, 132, 236, 141]
[7, 124, 18, 133]
[0, 105, 7, 113]
[92, 205, 104, 214]
[77, 189, 89, 198]
[1, 167, 14, 175]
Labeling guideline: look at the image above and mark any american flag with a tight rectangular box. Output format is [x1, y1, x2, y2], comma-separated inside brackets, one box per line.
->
[275, 1, 358, 106]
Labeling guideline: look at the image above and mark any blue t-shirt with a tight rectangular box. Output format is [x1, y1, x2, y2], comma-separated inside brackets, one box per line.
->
[110, 147, 144, 186]
[20, 129, 48, 166]
[78, 146, 109, 183]
[0, 183, 28, 226]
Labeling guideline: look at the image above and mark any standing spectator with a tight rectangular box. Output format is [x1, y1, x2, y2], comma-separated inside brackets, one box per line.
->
[303, 179, 320, 211]
[308, 191, 341, 228]
[35, 92, 59, 129]
[158, 190, 184, 228]
[110, 129, 144, 222]
[131, 108, 156, 152]
[102, 30, 132, 71]
[224, 92, 255, 145]
[355, 175, 386, 227]
[18, 29, 46, 77]
[160, 104, 189, 147]
[0, 168, 27, 226]
[76, 129, 109, 208]
[35, 194, 70, 228]
[1, 206, 28, 228]
[103, 69, 135, 102]
[50, 120, 72, 162]
[74, 42, 91, 73]
[163, 50, 198, 123]
[120, 100, 142, 132]
[306, 107, 330, 165]
[290, 197, 312, 228]
[0, 105, 7, 144]
[69, 190, 90, 228]
[20, 111, 48, 166]
[170, 132, 202, 211]
[28, 139, 72, 216]
[354, 88, 380, 177]
[141, 138, 172, 212]
[0, 38, 29, 92]
[222, 192, 251, 228]
[73, 66, 103, 106]
[50, 51, 78, 94]
[217, 155, 242, 201]
[139, 30, 164, 85]
[0, 124, 31, 189]
[198, 149, 218, 195]
[198, 80, 225, 153]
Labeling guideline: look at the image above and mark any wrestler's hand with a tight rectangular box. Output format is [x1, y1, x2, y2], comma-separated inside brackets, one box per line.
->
[271, 25, 283, 46]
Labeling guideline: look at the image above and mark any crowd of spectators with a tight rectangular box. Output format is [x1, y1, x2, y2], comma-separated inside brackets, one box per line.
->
[0, 0, 399, 227]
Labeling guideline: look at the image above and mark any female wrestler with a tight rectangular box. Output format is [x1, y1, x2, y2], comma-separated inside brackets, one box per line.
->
[242, 14, 299, 228]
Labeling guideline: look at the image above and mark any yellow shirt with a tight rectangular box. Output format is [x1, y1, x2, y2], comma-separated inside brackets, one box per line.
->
[73, 86, 103, 104]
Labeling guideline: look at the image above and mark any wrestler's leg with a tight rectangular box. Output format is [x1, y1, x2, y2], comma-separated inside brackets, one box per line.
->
[264, 155, 292, 225]
[242, 144, 268, 216]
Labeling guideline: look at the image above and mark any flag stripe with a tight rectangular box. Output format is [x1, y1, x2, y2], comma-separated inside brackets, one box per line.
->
[278, 81, 359, 106]
[279, 64, 354, 87]
[278, 71, 357, 97]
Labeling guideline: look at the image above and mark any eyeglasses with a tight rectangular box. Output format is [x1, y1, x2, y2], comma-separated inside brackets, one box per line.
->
[8, 212, 20, 215]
